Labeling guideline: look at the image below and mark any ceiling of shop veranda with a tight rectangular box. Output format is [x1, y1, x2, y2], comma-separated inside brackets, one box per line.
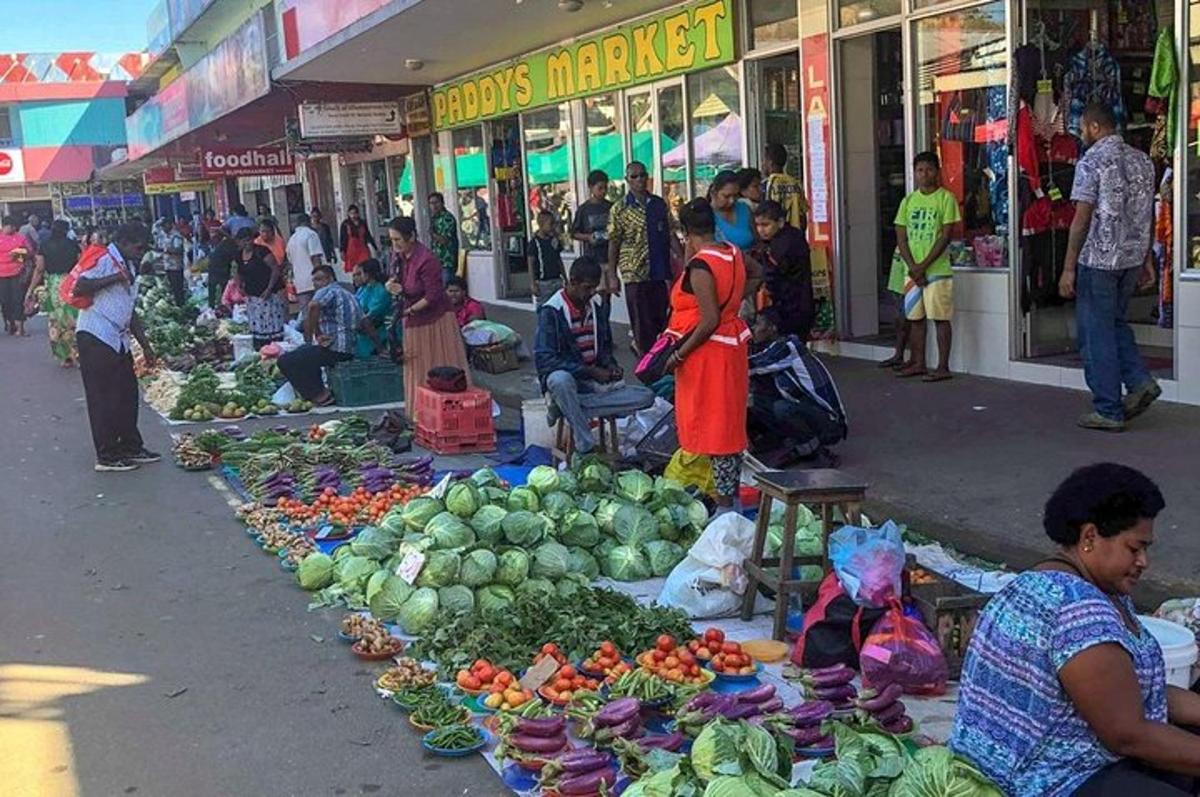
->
[275, 0, 681, 85]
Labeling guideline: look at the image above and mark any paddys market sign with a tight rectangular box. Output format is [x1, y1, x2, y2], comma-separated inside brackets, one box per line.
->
[432, 0, 733, 130]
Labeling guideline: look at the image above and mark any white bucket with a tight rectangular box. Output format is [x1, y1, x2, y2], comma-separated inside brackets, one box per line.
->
[231, 334, 255, 362]
[1139, 615, 1198, 687]
[521, 398, 555, 450]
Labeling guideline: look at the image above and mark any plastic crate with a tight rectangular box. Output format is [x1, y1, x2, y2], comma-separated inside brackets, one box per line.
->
[414, 386, 494, 435]
[415, 425, 496, 454]
[326, 360, 404, 407]
[471, 343, 519, 374]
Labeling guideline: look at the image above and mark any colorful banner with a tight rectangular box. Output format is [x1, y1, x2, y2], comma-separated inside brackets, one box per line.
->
[147, 1, 171, 59]
[801, 33, 836, 336]
[0, 53, 146, 83]
[432, 0, 734, 130]
[279, 0, 390, 61]
[201, 145, 295, 177]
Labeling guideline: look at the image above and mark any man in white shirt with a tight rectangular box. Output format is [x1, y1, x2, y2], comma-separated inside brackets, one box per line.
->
[286, 212, 325, 316]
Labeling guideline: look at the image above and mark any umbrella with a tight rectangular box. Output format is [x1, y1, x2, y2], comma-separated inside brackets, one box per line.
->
[662, 114, 743, 168]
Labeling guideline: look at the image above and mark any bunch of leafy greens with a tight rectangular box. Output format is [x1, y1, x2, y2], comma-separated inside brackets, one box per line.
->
[407, 585, 694, 677]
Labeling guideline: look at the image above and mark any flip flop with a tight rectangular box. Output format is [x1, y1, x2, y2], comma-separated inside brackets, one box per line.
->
[896, 367, 927, 378]
[877, 357, 904, 369]
[922, 372, 953, 383]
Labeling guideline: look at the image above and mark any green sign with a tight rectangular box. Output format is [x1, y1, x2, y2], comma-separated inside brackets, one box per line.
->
[432, 0, 734, 130]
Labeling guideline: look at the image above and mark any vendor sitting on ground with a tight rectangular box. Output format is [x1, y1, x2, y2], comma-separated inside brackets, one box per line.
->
[446, 276, 486, 328]
[278, 265, 382, 407]
[748, 309, 846, 468]
[951, 463, 1200, 797]
[534, 256, 655, 455]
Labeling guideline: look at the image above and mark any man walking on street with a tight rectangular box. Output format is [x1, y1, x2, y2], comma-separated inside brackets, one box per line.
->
[159, 215, 187, 306]
[428, 192, 459, 286]
[606, 161, 681, 355]
[286, 212, 325, 317]
[1060, 103, 1161, 432]
[74, 222, 159, 472]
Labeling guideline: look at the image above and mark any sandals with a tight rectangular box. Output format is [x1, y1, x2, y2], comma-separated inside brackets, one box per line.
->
[922, 371, 952, 383]
[877, 356, 905, 369]
[896, 365, 928, 378]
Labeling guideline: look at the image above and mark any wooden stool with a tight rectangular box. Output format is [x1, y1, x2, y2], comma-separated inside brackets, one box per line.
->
[740, 469, 868, 640]
[552, 416, 619, 466]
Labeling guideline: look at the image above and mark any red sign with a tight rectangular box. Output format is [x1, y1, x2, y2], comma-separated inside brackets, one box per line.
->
[143, 166, 176, 185]
[801, 33, 836, 337]
[0, 152, 12, 176]
[200, 146, 296, 177]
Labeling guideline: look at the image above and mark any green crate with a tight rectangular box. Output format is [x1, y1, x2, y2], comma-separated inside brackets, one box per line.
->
[326, 359, 404, 407]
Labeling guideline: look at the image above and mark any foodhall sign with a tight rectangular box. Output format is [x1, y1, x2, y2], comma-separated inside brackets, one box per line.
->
[432, 0, 733, 129]
[200, 145, 296, 177]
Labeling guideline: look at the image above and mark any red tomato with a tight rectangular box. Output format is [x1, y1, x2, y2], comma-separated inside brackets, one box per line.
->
[704, 628, 725, 644]
[559, 665, 576, 679]
[678, 650, 696, 666]
[687, 640, 701, 653]
[712, 660, 726, 673]
[600, 641, 617, 656]
[656, 634, 676, 653]
[721, 642, 740, 655]
[652, 649, 667, 663]
[541, 643, 559, 656]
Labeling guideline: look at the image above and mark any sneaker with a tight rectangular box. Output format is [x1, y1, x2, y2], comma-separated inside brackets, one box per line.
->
[95, 459, 139, 472]
[1123, 381, 1163, 421]
[127, 448, 162, 464]
[1077, 412, 1125, 432]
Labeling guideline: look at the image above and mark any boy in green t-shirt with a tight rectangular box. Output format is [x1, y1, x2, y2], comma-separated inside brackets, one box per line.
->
[884, 151, 961, 382]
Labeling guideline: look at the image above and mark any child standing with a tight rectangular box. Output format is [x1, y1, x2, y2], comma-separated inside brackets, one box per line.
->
[529, 209, 565, 307]
[887, 151, 960, 382]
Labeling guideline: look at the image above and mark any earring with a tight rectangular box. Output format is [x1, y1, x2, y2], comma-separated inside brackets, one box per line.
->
[1083, 544, 1094, 553]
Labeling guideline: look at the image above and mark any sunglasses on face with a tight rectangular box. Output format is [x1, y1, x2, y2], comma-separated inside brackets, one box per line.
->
[628, 172, 648, 179]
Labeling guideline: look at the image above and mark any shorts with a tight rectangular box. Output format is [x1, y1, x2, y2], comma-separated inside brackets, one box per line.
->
[906, 277, 953, 322]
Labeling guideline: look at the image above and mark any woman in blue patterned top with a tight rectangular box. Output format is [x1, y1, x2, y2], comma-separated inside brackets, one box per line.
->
[951, 463, 1200, 796]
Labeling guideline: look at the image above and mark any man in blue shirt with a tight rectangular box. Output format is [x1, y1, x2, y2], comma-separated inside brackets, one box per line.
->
[74, 222, 159, 472]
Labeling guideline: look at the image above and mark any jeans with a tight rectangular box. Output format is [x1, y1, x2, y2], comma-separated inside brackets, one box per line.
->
[544, 370, 656, 453]
[1076, 266, 1153, 421]
[277, 344, 352, 401]
[749, 394, 845, 457]
[166, 268, 186, 306]
[77, 331, 144, 462]
[208, 274, 229, 309]
[1072, 759, 1197, 796]
[625, 280, 669, 355]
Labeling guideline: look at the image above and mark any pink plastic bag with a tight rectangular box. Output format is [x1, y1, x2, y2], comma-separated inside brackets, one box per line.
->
[221, 278, 246, 306]
[860, 599, 949, 696]
[829, 521, 905, 607]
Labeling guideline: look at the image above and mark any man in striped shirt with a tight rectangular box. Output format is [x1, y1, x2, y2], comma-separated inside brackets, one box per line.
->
[534, 256, 655, 454]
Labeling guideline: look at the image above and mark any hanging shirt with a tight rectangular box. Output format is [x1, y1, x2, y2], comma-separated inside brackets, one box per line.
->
[1146, 27, 1178, 151]
[1062, 42, 1126, 139]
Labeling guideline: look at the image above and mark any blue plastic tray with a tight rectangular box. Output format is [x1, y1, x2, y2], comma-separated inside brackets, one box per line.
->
[421, 726, 489, 757]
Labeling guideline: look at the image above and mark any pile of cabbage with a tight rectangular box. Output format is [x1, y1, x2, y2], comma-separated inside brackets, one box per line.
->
[294, 462, 710, 632]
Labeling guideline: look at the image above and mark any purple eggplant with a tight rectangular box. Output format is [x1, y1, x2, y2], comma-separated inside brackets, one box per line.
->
[637, 731, 685, 752]
[790, 700, 835, 726]
[509, 732, 568, 753]
[734, 684, 777, 705]
[756, 697, 784, 714]
[796, 734, 835, 752]
[804, 665, 856, 688]
[812, 684, 857, 703]
[856, 683, 903, 713]
[726, 703, 763, 720]
[594, 697, 640, 728]
[869, 701, 907, 725]
[554, 749, 612, 773]
[596, 715, 642, 740]
[784, 725, 830, 747]
[555, 767, 617, 795]
[881, 714, 914, 735]
[516, 716, 567, 738]
[684, 692, 722, 711]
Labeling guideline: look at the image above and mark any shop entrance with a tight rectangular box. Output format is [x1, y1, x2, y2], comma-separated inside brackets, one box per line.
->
[1017, 0, 1175, 379]
[491, 116, 530, 299]
[749, 52, 803, 183]
[836, 27, 906, 341]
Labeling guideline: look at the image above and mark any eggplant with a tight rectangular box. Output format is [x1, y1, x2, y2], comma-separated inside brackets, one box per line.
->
[790, 700, 835, 725]
[555, 767, 617, 795]
[726, 703, 763, 720]
[812, 684, 857, 702]
[756, 697, 784, 714]
[684, 692, 722, 711]
[784, 725, 829, 747]
[555, 749, 612, 773]
[516, 716, 567, 738]
[637, 731, 685, 753]
[869, 701, 907, 725]
[881, 714, 914, 735]
[805, 665, 856, 688]
[856, 683, 903, 713]
[796, 734, 835, 751]
[806, 663, 855, 677]
[508, 733, 568, 753]
[594, 697, 640, 728]
[597, 715, 642, 739]
[733, 684, 777, 705]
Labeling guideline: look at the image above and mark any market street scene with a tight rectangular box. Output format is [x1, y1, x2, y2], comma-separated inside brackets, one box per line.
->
[5, 0, 1200, 795]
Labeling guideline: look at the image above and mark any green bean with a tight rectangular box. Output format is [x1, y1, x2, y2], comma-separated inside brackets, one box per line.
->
[427, 726, 482, 750]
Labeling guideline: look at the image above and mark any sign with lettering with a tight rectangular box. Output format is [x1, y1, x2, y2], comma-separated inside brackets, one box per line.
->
[201, 146, 296, 177]
[432, 0, 733, 130]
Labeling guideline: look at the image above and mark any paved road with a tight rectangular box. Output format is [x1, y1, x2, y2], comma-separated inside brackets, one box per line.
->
[0, 320, 503, 797]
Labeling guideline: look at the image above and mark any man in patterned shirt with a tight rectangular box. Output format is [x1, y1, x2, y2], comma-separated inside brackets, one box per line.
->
[605, 161, 681, 355]
[1060, 103, 1160, 432]
[428, 192, 459, 286]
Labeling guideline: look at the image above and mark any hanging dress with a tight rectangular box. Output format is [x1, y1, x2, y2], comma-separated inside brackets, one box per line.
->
[666, 243, 750, 457]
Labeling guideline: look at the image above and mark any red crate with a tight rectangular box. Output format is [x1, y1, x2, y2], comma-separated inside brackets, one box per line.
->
[414, 386, 494, 436]
[415, 425, 497, 455]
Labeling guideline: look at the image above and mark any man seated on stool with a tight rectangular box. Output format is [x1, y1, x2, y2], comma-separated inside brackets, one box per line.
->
[535, 256, 656, 455]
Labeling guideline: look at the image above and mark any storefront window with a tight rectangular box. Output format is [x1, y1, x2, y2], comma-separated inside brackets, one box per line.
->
[627, 92, 655, 191]
[1188, 0, 1200, 270]
[838, 0, 900, 29]
[748, 0, 799, 49]
[523, 103, 575, 246]
[659, 85, 687, 211]
[432, 136, 451, 194]
[369, 160, 392, 223]
[755, 54, 803, 178]
[686, 67, 743, 199]
[585, 94, 625, 202]
[913, 1, 1007, 267]
[389, 154, 413, 218]
[452, 126, 491, 252]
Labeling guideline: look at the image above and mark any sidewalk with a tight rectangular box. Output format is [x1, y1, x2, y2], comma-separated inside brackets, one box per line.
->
[477, 301, 1200, 607]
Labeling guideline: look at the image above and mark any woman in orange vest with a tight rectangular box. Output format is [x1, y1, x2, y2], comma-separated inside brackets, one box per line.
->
[665, 198, 760, 508]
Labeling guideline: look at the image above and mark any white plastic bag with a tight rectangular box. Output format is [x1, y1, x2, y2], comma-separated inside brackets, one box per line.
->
[658, 512, 772, 619]
[271, 382, 297, 406]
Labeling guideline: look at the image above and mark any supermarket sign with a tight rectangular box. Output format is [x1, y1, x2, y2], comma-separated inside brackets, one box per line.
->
[201, 145, 296, 177]
[432, 0, 733, 129]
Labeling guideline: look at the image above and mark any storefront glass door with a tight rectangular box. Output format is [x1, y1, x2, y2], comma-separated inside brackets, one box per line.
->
[836, 27, 906, 341]
[750, 53, 803, 181]
[624, 82, 686, 213]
